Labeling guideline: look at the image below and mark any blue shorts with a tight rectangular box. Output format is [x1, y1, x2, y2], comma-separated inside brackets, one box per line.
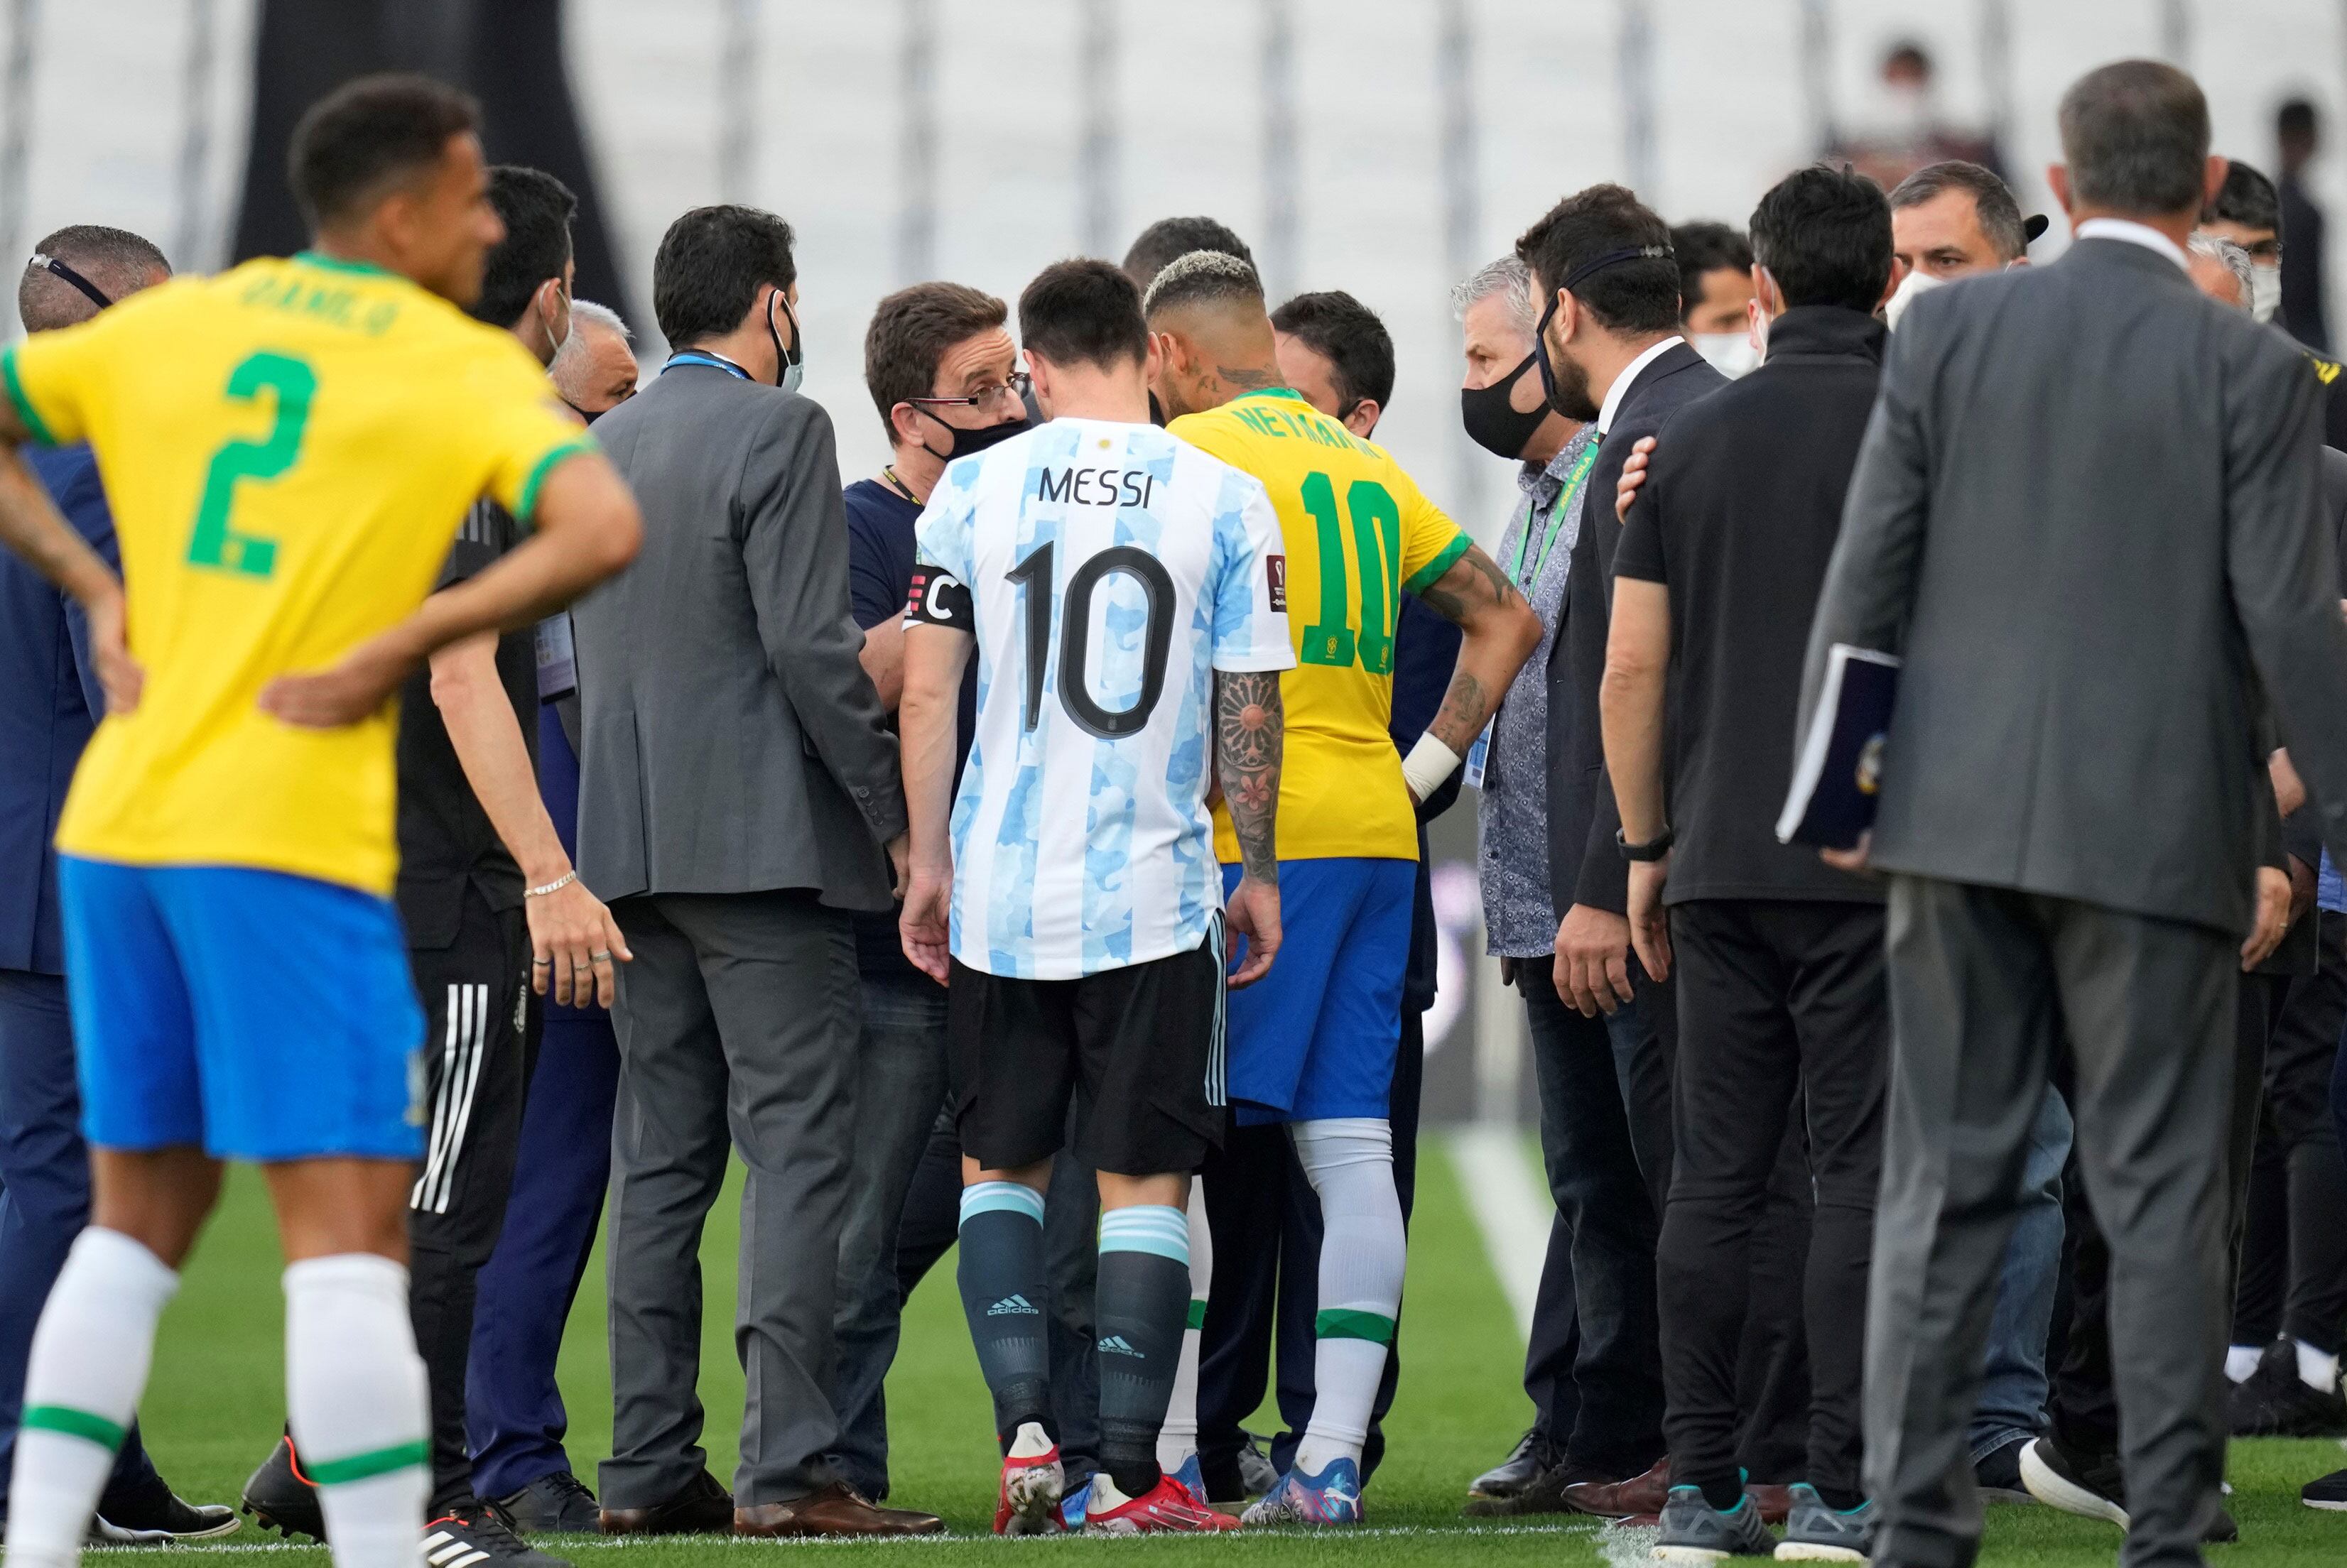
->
[1220, 856, 1414, 1126]
[58, 856, 427, 1163]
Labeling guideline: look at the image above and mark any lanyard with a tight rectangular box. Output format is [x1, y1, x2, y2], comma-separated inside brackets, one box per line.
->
[1509, 437, 1600, 589]
[662, 349, 752, 381]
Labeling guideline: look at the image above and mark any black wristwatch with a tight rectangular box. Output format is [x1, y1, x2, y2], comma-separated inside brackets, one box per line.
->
[1616, 826, 1674, 862]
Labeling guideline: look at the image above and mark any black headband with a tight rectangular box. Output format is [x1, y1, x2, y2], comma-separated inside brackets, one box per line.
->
[1561, 244, 1674, 295]
[31, 254, 111, 311]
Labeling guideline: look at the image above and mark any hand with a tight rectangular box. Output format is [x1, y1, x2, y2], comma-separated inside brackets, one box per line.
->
[2270, 748, 2307, 818]
[1224, 874, 1283, 989]
[83, 583, 143, 716]
[1552, 903, 1635, 1018]
[526, 875, 632, 1007]
[1614, 435, 1657, 522]
[1820, 830, 1874, 876]
[900, 866, 953, 985]
[258, 631, 416, 729]
[885, 832, 911, 900]
[1625, 855, 1673, 983]
[2243, 864, 2292, 969]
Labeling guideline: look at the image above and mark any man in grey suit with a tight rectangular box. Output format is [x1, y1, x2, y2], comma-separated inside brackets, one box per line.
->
[570, 205, 939, 1539]
[1804, 62, 2347, 1567]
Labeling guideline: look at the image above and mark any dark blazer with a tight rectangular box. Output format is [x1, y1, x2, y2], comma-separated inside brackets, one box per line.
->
[570, 364, 908, 911]
[1544, 339, 1728, 918]
[1801, 236, 2347, 935]
[1389, 595, 1463, 1013]
[0, 447, 115, 974]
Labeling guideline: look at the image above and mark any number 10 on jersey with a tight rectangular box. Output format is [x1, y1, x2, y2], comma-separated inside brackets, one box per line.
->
[1297, 471, 1401, 675]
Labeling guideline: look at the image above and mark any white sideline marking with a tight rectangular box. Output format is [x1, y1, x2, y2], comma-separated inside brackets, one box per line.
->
[1597, 1521, 1659, 1568]
[1446, 1128, 1551, 1345]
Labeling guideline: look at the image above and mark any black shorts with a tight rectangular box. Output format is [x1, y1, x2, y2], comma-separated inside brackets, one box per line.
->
[949, 922, 1227, 1177]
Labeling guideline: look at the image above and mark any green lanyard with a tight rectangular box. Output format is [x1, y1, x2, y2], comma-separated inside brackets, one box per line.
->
[1509, 437, 1600, 589]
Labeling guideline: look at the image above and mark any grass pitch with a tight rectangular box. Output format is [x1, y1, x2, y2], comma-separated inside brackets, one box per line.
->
[124, 1142, 2347, 1565]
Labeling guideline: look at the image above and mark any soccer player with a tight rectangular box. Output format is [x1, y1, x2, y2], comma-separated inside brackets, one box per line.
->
[1144, 250, 1541, 1526]
[897, 258, 1292, 1535]
[0, 73, 641, 1568]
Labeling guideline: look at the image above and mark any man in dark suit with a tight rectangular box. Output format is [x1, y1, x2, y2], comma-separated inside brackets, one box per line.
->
[570, 205, 938, 1540]
[1801, 61, 2347, 1567]
[0, 228, 231, 1547]
[1502, 183, 1727, 1513]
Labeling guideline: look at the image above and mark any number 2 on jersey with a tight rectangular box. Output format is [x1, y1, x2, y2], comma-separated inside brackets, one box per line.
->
[187, 350, 315, 579]
[1006, 539, 1176, 739]
[1298, 471, 1401, 674]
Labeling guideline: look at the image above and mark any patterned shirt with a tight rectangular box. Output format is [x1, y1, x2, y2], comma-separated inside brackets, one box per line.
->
[1478, 428, 1599, 956]
[911, 418, 1293, 979]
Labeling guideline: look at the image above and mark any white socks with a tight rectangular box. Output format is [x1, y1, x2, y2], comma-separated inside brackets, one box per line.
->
[1289, 1118, 1405, 1477]
[4, 1229, 179, 1568]
[2299, 1338, 2342, 1395]
[1156, 1184, 1213, 1474]
[2226, 1344, 2262, 1384]
[285, 1254, 431, 1568]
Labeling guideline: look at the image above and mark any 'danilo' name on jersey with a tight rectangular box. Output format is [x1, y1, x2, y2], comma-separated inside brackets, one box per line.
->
[0, 251, 590, 896]
[909, 417, 1293, 981]
[1171, 388, 1469, 866]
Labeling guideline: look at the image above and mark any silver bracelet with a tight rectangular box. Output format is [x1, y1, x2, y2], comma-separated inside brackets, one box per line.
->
[526, 870, 578, 898]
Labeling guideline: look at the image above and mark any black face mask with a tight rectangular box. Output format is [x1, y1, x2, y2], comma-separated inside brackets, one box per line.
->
[563, 398, 602, 427]
[916, 405, 1029, 460]
[1148, 389, 1167, 428]
[1460, 352, 1550, 459]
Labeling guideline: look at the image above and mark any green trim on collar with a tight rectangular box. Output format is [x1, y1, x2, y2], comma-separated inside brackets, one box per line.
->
[292, 250, 395, 279]
[1402, 530, 1473, 597]
[1, 346, 59, 446]
[1233, 387, 1306, 404]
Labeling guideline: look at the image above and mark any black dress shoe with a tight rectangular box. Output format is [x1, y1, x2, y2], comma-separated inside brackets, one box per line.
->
[494, 1471, 601, 1534]
[1468, 1428, 1550, 1501]
[93, 1469, 239, 1544]
[1463, 1460, 1616, 1518]
[597, 1469, 733, 1536]
[2230, 1341, 2347, 1437]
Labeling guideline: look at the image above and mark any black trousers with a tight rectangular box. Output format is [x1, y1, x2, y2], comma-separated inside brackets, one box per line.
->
[2233, 912, 2347, 1352]
[406, 888, 532, 1509]
[1658, 899, 1886, 1501]
[1196, 1009, 1425, 1487]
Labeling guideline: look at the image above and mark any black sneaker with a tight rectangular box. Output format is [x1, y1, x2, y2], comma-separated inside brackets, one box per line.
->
[494, 1471, 600, 1534]
[425, 1504, 571, 1568]
[1237, 1434, 1279, 1500]
[2302, 1466, 2347, 1510]
[242, 1434, 327, 1542]
[1973, 1435, 2034, 1504]
[91, 1469, 240, 1544]
[1470, 1428, 1551, 1501]
[2020, 1439, 2237, 1542]
[2228, 1341, 2347, 1437]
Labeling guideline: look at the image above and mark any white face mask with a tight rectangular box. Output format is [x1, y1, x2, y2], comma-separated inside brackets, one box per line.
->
[1691, 331, 1760, 380]
[1884, 266, 1944, 332]
[2250, 263, 2283, 325]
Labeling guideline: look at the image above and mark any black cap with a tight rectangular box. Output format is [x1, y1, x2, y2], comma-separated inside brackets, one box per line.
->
[2023, 213, 2051, 244]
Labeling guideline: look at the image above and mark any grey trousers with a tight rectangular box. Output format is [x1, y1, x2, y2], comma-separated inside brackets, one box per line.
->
[1866, 877, 2235, 1568]
[600, 889, 860, 1508]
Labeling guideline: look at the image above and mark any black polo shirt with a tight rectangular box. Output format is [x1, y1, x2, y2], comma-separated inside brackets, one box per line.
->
[395, 499, 537, 947]
[1612, 305, 1886, 905]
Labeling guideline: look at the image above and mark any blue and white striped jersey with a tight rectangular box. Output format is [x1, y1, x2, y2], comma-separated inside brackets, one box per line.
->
[912, 418, 1292, 979]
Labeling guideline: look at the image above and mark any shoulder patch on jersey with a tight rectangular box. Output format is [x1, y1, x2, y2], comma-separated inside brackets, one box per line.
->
[1266, 554, 1287, 611]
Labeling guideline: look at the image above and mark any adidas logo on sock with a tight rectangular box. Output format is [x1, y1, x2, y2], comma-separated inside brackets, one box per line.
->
[987, 1294, 1041, 1317]
[1098, 1334, 1144, 1358]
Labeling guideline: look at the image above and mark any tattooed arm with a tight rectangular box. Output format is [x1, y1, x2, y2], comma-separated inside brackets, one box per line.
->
[1411, 541, 1544, 767]
[1215, 667, 1285, 987]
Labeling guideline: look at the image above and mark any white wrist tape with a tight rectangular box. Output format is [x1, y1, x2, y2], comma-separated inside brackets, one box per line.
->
[1401, 733, 1463, 800]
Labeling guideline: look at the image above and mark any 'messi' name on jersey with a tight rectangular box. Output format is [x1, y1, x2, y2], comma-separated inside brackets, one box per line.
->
[1036, 465, 1159, 508]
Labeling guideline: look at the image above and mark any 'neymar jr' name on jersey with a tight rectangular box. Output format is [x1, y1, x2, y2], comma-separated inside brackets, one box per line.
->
[1036, 464, 1160, 508]
[1221, 397, 1375, 453]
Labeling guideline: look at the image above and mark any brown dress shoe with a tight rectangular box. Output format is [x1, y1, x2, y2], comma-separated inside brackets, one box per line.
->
[1745, 1483, 1794, 1527]
[734, 1481, 943, 1537]
[600, 1469, 735, 1535]
[1561, 1457, 1671, 1518]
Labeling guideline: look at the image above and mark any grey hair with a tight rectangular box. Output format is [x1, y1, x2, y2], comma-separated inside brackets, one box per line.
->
[565, 297, 632, 342]
[1139, 249, 1264, 319]
[1451, 256, 1536, 334]
[2188, 232, 2254, 310]
[1888, 161, 2029, 263]
[2058, 59, 2211, 217]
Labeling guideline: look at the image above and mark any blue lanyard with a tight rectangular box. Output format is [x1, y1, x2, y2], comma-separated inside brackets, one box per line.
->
[662, 350, 752, 381]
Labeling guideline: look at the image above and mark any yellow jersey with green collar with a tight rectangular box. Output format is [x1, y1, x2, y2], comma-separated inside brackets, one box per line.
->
[1171, 388, 1469, 863]
[0, 251, 592, 896]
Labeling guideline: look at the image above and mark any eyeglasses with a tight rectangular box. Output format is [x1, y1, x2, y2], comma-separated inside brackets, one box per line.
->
[911, 371, 1031, 410]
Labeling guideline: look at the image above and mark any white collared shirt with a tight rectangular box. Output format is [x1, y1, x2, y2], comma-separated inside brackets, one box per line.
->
[1598, 334, 1686, 435]
[2074, 217, 2191, 273]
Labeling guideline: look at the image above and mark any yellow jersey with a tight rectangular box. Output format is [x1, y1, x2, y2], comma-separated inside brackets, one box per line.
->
[1173, 388, 1468, 864]
[0, 251, 592, 896]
